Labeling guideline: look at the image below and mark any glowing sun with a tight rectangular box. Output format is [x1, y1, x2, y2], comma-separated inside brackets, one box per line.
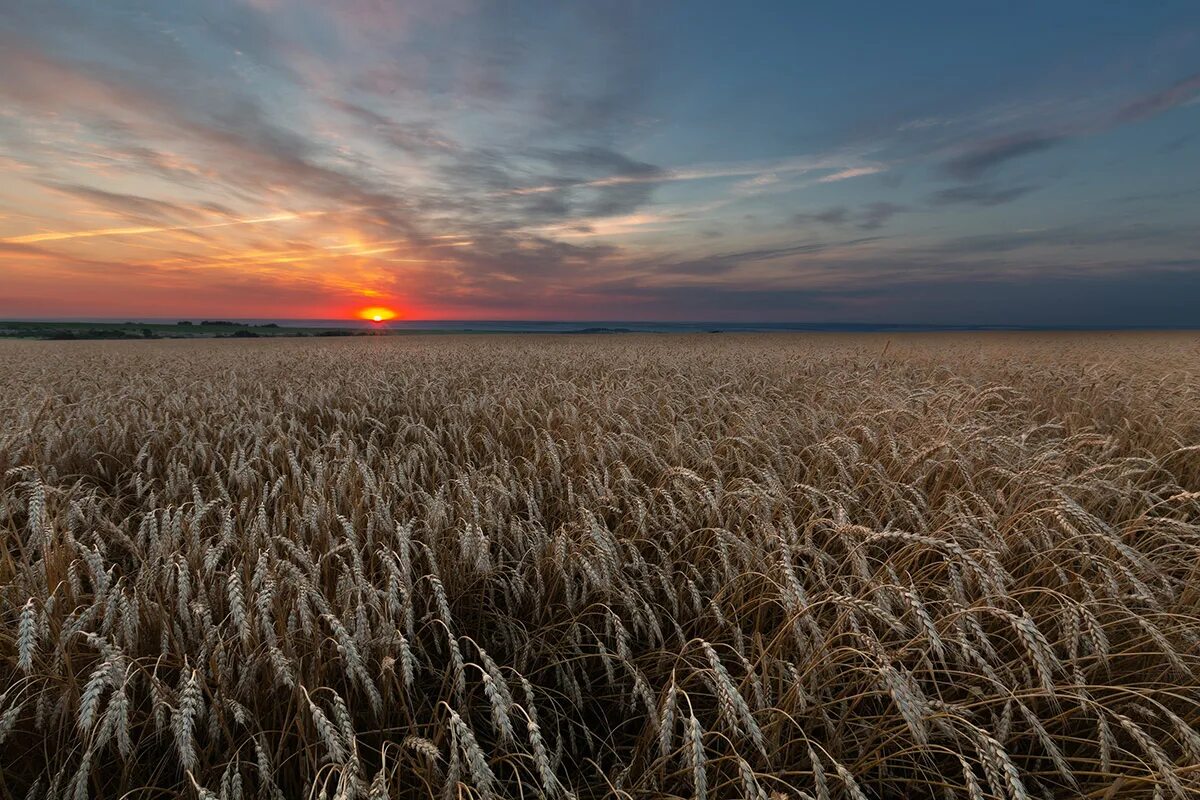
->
[359, 306, 397, 323]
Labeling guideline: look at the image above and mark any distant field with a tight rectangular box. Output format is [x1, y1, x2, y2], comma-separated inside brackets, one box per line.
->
[0, 319, 365, 339]
[1, 333, 1198, 799]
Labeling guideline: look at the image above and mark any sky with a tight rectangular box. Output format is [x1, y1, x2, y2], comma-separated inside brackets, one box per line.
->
[1, 1, 1199, 324]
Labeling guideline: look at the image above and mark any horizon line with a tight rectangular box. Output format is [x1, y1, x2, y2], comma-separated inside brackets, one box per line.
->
[4, 317, 1199, 332]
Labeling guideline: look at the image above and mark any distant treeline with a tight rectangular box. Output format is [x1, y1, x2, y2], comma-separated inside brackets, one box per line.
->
[35, 328, 371, 340]
[47, 329, 152, 340]
[177, 321, 280, 327]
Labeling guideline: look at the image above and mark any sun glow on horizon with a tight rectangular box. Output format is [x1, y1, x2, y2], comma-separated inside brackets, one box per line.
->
[358, 306, 398, 322]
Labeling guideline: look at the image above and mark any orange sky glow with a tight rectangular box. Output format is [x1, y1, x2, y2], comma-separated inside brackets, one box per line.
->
[0, 207, 454, 319]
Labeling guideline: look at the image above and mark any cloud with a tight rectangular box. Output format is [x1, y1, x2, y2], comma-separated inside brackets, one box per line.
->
[929, 184, 1038, 207]
[793, 208, 836, 226]
[924, 222, 1185, 256]
[943, 132, 1063, 181]
[2, 211, 327, 245]
[427, 144, 667, 227]
[795, 203, 905, 230]
[37, 182, 213, 224]
[329, 100, 460, 156]
[0, 44, 379, 198]
[931, 70, 1200, 187]
[817, 166, 886, 183]
[812, 207, 850, 225]
[552, 255, 1200, 326]
[639, 236, 886, 280]
[858, 202, 906, 230]
[507, 152, 887, 204]
[1115, 72, 1200, 124]
[534, 147, 664, 217]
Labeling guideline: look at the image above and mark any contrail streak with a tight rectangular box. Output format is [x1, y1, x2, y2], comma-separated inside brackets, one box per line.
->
[2, 211, 327, 245]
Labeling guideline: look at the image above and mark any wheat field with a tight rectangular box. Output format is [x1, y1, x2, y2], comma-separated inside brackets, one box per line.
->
[1, 333, 1199, 799]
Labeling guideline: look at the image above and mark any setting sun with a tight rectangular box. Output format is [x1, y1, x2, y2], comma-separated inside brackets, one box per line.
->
[358, 306, 398, 322]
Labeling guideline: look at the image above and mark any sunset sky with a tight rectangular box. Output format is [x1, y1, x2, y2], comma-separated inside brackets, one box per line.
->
[2, 1, 1199, 323]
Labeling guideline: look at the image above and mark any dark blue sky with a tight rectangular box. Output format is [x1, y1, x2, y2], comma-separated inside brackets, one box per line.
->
[1, 1, 1198, 323]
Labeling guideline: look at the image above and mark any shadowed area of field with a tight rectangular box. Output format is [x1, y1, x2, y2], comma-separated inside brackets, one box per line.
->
[2, 333, 1199, 799]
